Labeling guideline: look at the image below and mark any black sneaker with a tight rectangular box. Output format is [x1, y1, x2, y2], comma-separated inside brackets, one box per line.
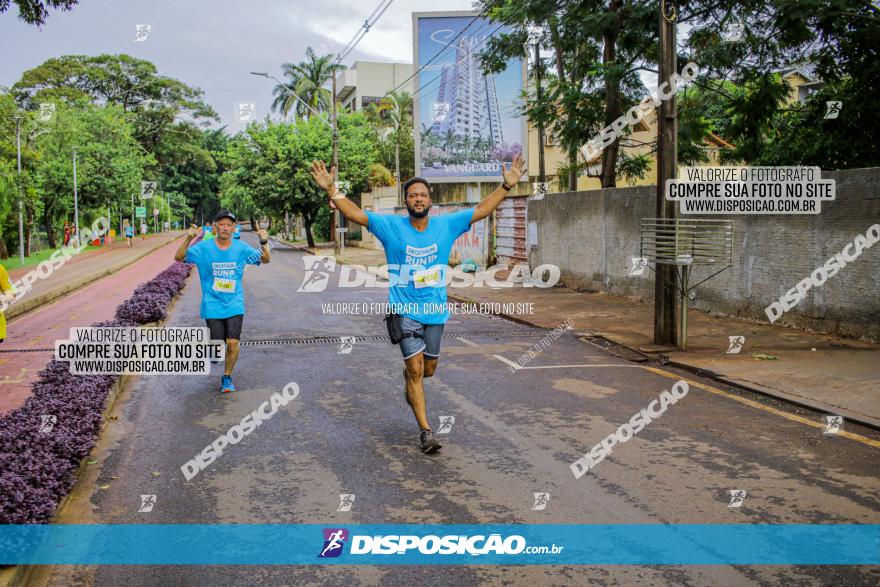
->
[419, 429, 442, 454]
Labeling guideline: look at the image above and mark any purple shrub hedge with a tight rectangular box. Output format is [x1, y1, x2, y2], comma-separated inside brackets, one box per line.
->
[0, 261, 191, 524]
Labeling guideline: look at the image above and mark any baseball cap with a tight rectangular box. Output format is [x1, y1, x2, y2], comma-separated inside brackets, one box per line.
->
[214, 210, 237, 222]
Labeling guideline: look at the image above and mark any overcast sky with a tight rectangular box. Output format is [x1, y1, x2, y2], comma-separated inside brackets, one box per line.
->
[1, 0, 477, 127]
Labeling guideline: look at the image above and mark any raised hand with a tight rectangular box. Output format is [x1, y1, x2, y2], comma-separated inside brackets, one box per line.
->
[310, 160, 337, 191]
[257, 228, 269, 242]
[187, 224, 199, 238]
[502, 154, 526, 187]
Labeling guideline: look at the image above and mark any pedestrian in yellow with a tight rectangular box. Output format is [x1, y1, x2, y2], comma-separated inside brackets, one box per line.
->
[0, 265, 15, 343]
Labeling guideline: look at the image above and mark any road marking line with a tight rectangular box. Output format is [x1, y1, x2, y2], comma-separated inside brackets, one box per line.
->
[456, 336, 481, 348]
[490, 352, 879, 449]
[492, 354, 645, 371]
[642, 367, 880, 449]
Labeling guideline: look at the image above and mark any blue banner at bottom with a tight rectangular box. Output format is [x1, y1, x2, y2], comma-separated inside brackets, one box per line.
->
[0, 524, 876, 565]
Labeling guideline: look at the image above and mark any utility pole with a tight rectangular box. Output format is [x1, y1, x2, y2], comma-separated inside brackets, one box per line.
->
[13, 113, 24, 264]
[332, 73, 341, 255]
[72, 147, 80, 247]
[654, 0, 678, 345]
[534, 39, 546, 184]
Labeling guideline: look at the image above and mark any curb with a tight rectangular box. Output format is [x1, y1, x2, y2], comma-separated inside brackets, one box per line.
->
[5, 234, 184, 321]
[0, 274, 191, 587]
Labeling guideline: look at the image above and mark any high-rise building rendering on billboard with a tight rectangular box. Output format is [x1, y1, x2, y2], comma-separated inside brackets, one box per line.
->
[431, 35, 504, 146]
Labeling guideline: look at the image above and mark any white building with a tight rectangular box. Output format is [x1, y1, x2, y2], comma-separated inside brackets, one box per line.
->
[335, 61, 414, 112]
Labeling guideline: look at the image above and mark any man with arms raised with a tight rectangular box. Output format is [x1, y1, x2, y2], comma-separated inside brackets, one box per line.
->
[310, 157, 525, 453]
[175, 210, 270, 393]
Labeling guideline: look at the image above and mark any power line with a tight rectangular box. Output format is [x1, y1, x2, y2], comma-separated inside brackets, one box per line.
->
[336, 0, 396, 64]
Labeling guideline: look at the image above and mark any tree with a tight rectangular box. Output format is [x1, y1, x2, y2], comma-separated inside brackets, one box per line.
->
[374, 91, 414, 191]
[0, 0, 78, 25]
[32, 103, 153, 247]
[272, 47, 346, 120]
[220, 112, 378, 248]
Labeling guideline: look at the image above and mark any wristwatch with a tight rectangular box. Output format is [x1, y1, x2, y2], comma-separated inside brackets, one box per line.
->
[501, 181, 513, 191]
[260, 239, 268, 245]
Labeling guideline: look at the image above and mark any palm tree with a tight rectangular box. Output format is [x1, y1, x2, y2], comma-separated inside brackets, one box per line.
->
[375, 91, 413, 201]
[442, 129, 457, 161]
[271, 47, 345, 120]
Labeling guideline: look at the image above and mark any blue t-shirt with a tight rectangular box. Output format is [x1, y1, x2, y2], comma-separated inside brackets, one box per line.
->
[185, 239, 261, 319]
[366, 209, 473, 324]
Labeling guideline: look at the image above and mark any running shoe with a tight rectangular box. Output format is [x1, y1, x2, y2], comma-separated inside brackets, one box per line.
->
[419, 429, 442, 453]
[221, 375, 236, 393]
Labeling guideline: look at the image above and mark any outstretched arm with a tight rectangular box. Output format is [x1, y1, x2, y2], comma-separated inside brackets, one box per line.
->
[310, 160, 369, 227]
[470, 155, 527, 224]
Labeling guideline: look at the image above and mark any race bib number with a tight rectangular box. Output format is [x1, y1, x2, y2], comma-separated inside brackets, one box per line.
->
[414, 267, 442, 289]
[212, 277, 236, 293]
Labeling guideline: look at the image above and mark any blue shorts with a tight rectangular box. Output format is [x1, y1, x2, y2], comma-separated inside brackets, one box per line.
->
[399, 316, 444, 360]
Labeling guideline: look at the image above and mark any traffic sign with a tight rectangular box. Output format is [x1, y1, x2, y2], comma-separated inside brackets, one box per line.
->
[136, 207, 147, 218]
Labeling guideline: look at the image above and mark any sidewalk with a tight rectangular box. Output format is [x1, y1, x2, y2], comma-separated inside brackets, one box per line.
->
[4, 232, 183, 320]
[0, 234, 188, 415]
[322, 245, 880, 429]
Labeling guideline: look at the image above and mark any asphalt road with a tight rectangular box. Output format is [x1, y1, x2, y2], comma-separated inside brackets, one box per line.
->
[39, 231, 880, 586]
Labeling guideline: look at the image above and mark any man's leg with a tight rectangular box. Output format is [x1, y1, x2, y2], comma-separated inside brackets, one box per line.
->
[223, 315, 244, 377]
[404, 353, 430, 430]
[224, 338, 240, 376]
[423, 356, 438, 378]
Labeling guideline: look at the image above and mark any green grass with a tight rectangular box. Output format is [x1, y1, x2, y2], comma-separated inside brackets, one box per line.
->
[1, 245, 100, 272]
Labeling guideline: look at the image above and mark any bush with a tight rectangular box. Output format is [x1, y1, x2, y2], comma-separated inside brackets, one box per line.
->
[0, 262, 191, 524]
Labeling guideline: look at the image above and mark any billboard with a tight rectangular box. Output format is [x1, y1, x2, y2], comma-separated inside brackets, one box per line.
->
[413, 12, 526, 183]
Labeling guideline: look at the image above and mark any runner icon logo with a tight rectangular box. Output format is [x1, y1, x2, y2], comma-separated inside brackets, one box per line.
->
[823, 415, 843, 435]
[298, 255, 336, 292]
[629, 257, 648, 276]
[138, 494, 156, 513]
[728, 489, 747, 508]
[532, 492, 550, 511]
[338, 336, 356, 354]
[319, 528, 349, 558]
[337, 494, 355, 512]
[727, 336, 745, 354]
[38, 415, 57, 433]
[437, 415, 455, 434]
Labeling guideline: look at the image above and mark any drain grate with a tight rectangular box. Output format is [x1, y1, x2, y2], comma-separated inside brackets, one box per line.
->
[240, 329, 559, 346]
[0, 347, 53, 353]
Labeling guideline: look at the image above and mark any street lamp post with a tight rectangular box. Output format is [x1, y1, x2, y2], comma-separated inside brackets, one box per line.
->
[13, 113, 24, 264]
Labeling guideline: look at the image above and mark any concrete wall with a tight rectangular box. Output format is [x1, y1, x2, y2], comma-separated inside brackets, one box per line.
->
[527, 168, 880, 341]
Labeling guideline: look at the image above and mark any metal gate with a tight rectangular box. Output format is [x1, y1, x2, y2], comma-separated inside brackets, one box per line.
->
[494, 195, 528, 266]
